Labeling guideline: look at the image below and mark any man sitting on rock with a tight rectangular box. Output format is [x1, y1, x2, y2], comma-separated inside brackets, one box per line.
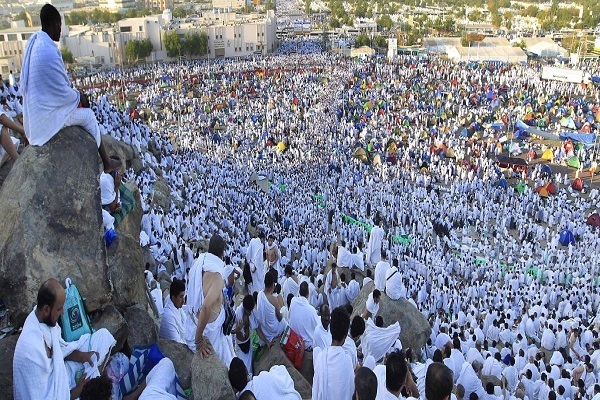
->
[228, 356, 301, 399]
[232, 294, 258, 377]
[159, 278, 187, 344]
[185, 234, 235, 368]
[255, 270, 287, 347]
[362, 289, 381, 320]
[13, 278, 116, 400]
[0, 112, 27, 166]
[100, 160, 122, 214]
[282, 265, 299, 299]
[289, 281, 320, 350]
[20, 4, 119, 173]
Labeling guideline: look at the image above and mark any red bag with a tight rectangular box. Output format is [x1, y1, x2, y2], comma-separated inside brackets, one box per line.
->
[280, 326, 305, 369]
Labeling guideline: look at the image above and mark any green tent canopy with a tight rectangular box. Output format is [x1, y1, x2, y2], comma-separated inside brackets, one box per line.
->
[515, 182, 526, 194]
[568, 156, 581, 169]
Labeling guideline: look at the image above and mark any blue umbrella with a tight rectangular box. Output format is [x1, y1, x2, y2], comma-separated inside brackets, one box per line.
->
[498, 179, 507, 189]
[541, 165, 552, 177]
[559, 229, 575, 246]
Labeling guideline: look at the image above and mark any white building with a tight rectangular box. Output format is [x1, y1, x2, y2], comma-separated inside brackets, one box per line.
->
[99, 0, 135, 12]
[38, 0, 74, 12]
[0, 9, 277, 71]
[0, 26, 38, 74]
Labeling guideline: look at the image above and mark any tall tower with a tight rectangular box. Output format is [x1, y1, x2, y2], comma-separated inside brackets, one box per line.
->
[387, 38, 397, 60]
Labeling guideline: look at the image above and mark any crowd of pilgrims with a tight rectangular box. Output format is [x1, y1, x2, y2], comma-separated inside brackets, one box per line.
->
[83, 40, 600, 399]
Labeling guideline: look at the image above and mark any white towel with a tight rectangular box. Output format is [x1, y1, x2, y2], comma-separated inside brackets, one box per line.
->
[256, 291, 286, 343]
[361, 318, 401, 363]
[246, 365, 301, 400]
[13, 309, 72, 400]
[21, 30, 79, 146]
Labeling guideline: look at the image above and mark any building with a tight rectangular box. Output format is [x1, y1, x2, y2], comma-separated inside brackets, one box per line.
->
[212, 0, 248, 10]
[0, 9, 277, 71]
[63, 24, 124, 67]
[142, 0, 173, 11]
[165, 10, 276, 58]
[424, 36, 527, 63]
[118, 14, 166, 61]
[99, 0, 136, 12]
[0, 25, 38, 74]
[38, 0, 74, 12]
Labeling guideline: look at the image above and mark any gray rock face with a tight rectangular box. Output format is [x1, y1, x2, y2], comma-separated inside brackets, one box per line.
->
[106, 181, 146, 310]
[352, 281, 431, 355]
[191, 351, 236, 400]
[157, 339, 194, 390]
[124, 305, 158, 348]
[0, 127, 111, 326]
[92, 305, 129, 354]
[0, 334, 19, 397]
[255, 345, 312, 399]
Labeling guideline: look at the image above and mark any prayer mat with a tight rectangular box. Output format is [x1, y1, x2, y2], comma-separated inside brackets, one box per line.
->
[112, 184, 136, 227]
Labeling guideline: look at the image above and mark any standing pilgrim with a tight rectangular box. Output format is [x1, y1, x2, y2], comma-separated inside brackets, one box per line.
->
[246, 231, 266, 293]
[366, 217, 384, 266]
[185, 234, 235, 368]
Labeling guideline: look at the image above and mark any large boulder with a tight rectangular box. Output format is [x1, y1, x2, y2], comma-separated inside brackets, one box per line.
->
[106, 181, 146, 310]
[157, 339, 194, 390]
[255, 345, 312, 399]
[101, 135, 134, 168]
[191, 351, 236, 400]
[0, 334, 19, 396]
[0, 127, 111, 326]
[352, 281, 431, 355]
[152, 177, 171, 212]
[92, 305, 129, 354]
[124, 305, 158, 348]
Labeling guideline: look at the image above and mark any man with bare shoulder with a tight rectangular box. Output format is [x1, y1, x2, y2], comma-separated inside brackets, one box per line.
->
[185, 234, 235, 367]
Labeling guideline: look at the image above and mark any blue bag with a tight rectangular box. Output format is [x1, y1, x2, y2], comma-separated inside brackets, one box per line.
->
[60, 278, 94, 342]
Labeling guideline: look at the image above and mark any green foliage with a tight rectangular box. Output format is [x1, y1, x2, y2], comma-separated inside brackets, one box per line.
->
[513, 40, 525, 48]
[304, 0, 312, 14]
[330, 16, 341, 28]
[64, 8, 153, 25]
[61, 47, 74, 64]
[125, 38, 153, 63]
[468, 9, 485, 22]
[182, 31, 209, 56]
[15, 11, 29, 25]
[164, 30, 182, 58]
[265, 0, 276, 10]
[355, 33, 370, 47]
[376, 14, 393, 30]
[172, 7, 188, 18]
[374, 35, 387, 47]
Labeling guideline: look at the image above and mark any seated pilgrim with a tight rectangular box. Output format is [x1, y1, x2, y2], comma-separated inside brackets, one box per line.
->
[13, 278, 116, 400]
[229, 357, 301, 400]
[289, 281, 320, 350]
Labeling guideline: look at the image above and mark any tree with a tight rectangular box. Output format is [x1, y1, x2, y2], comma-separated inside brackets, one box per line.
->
[15, 11, 29, 26]
[125, 38, 153, 63]
[304, 0, 312, 15]
[491, 12, 502, 27]
[182, 31, 209, 57]
[376, 14, 393, 30]
[374, 35, 387, 47]
[164, 30, 182, 58]
[265, 0, 276, 10]
[172, 7, 188, 18]
[61, 47, 74, 64]
[355, 34, 370, 47]
[330, 17, 341, 28]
